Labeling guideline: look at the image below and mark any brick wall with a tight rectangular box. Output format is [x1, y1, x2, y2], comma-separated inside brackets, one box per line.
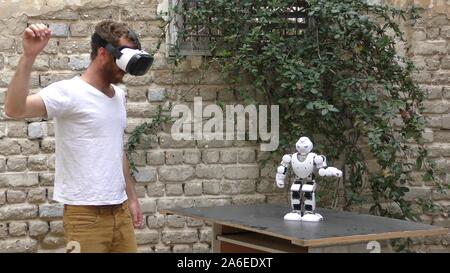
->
[0, 0, 448, 253]
[393, 0, 450, 252]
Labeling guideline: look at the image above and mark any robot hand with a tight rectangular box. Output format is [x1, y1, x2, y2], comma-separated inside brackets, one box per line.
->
[276, 172, 285, 188]
[318, 167, 342, 177]
[275, 155, 291, 188]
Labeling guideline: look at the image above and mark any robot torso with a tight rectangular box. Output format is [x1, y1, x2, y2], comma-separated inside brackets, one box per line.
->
[291, 152, 317, 178]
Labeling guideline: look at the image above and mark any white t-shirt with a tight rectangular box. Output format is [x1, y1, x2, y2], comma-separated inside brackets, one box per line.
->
[38, 76, 128, 205]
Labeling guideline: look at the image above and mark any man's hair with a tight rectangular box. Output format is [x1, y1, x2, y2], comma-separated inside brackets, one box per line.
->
[90, 20, 140, 60]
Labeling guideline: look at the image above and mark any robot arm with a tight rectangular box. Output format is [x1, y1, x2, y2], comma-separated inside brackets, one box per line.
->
[315, 155, 342, 177]
[276, 154, 291, 188]
[318, 167, 343, 177]
[313, 155, 327, 169]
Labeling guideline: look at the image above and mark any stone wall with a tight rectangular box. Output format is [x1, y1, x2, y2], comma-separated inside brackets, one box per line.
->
[0, 0, 448, 253]
[385, 0, 450, 252]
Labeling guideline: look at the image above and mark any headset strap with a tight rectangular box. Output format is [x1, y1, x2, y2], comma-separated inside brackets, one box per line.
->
[127, 29, 142, 50]
[105, 44, 123, 59]
[92, 31, 142, 59]
[91, 33, 108, 48]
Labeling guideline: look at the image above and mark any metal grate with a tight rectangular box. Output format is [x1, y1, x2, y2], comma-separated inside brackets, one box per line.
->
[268, 0, 309, 36]
[167, 0, 309, 56]
[180, 0, 219, 52]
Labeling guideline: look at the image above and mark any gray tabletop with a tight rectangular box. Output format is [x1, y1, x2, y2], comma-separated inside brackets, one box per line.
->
[160, 203, 449, 247]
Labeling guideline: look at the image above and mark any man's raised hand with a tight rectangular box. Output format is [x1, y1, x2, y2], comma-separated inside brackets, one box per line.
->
[22, 23, 52, 58]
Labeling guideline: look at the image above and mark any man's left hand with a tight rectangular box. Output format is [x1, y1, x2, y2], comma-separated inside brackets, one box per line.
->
[128, 199, 144, 229]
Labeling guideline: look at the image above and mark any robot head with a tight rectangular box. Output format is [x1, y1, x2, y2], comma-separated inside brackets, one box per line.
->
[296, 137, 313, 154]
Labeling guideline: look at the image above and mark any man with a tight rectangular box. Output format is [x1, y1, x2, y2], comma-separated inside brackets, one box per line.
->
[5, 20, 148, 253]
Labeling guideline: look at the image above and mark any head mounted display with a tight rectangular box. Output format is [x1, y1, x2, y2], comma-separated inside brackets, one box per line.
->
[91, 31, 153, 76]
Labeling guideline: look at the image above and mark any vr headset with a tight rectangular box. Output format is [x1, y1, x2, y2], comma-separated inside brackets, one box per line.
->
[91, 31, 153, 76]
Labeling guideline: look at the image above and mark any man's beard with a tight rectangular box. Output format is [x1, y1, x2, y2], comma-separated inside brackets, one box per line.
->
[100, 60, 125, 84]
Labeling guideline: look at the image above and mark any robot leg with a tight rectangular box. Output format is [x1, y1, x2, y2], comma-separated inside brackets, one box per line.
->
[301, 181, 323, 222]
[284, 179, 302, 221]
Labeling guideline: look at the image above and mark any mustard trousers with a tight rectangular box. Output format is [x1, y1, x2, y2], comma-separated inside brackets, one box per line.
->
[63, 201, 138, 253]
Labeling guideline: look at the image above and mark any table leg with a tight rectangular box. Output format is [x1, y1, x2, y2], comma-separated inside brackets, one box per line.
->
[212, 223, 222, 253]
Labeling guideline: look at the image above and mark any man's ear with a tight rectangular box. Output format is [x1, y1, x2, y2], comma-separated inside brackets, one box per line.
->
[98, 47, 107, 58]
[96, 47, 113, 64]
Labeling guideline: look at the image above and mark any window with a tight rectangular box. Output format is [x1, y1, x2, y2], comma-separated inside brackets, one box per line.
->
[166, 0, 309, 56]
[167, 0, 213, 56]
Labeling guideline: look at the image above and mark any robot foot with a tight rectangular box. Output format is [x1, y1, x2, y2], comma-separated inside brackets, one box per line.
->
[301, 213, 323, 222]
[284, 212, 302, 221]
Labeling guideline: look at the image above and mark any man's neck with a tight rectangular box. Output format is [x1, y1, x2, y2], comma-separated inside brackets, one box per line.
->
[80, 66, 112, 95]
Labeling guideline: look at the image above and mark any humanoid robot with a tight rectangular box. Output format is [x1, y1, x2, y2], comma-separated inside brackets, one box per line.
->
[276, 136, 342, 222]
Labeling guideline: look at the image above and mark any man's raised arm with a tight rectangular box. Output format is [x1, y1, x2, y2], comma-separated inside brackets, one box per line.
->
[5, 23, 51, 119]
